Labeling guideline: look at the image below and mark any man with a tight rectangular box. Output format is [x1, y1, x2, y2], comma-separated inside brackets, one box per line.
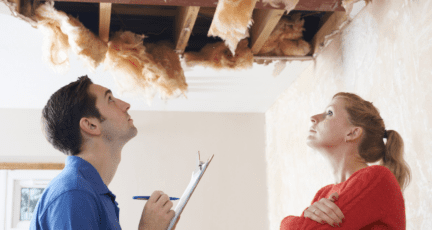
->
[30, 75, 179, 230]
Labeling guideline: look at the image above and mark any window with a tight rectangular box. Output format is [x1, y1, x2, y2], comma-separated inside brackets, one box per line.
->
[20, 187, 45, 221]
[0, 169, 62, 230]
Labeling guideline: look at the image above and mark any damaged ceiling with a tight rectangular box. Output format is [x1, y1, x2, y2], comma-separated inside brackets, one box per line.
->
[4, 0, 344, 57]
[48, 0, 341, 55]
[0, 0, 349, 112]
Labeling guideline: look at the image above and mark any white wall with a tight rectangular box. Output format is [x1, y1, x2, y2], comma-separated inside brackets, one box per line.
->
[0, 108, 268, 230]
[265, 0, 432, 229]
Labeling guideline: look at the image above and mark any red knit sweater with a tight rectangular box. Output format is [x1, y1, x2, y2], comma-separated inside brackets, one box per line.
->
[280, 165, 405, 230]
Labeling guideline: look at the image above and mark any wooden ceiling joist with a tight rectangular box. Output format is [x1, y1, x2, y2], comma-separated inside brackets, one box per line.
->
[250, 9, 285, 54]
[310, 11, 347, 55]
[174, 6, 200, 54]
[99, 2, 112, 43]
[112, 5, 177, 16]
[13, 0, 20, 14]
[55, 0, 345, 11]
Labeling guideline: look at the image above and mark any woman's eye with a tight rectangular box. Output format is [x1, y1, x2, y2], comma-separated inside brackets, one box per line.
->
[109, 96, 114, 102]
[323, 110, 332, 117]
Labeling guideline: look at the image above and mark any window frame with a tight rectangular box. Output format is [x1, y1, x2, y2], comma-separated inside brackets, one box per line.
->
[0, 163, 64, 230]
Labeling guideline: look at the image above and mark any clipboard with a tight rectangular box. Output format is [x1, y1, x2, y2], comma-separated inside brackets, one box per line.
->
[167, 151, 214, 230]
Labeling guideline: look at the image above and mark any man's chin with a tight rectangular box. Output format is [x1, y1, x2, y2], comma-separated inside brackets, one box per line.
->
[130, 127, 138, 138]
[122, 128, 138, 141]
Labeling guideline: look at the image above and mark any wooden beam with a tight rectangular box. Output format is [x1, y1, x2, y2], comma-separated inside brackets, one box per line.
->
[54, 4, 178, 16]
[12, 0, 20, 14]
[55, 0, 346, 11]
[99, 2, 112, 43]
[310, 11, 347, 56]
[112, 5, 177, 16]
[174, 6, 200, 54]
[0, 163, 65, 170]
[198, 7, 215, 18]
[250, 9, 285, 54]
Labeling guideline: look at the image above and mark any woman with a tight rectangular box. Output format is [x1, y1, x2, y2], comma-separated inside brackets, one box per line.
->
[280, 92, 411, 229]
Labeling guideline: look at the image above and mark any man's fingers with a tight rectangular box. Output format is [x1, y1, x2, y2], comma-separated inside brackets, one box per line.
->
[169, 210, 175, 217]
[157, 194, 169, 207]
[163, 200, 174, 213]
[168, 210, 175, 220]
[148, 190, 163, 204]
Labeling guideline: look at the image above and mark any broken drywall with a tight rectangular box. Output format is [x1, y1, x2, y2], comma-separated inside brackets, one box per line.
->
[0, 0, 188, 102]
[34, 1, 107, 73]
[104, 31, 187, 103]
[257, 13, 311, 57]
[261, 0, 299, 12]
[208, 0, 257, 56]
[184, 39, 253, 70]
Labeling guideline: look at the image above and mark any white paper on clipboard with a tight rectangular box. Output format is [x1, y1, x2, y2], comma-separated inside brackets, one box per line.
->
[167, 151, 214, 230]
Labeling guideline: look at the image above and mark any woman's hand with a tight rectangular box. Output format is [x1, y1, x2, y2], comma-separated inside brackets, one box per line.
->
[304, 192, 345, 227]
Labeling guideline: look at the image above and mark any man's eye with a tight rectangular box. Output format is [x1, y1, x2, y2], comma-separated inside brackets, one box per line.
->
[109, 96, 113, 102]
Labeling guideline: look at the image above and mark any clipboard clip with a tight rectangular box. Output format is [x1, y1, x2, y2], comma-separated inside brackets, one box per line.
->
[197, 151, 205, 171]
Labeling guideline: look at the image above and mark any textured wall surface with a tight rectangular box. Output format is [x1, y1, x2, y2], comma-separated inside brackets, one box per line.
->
[265, 0, 432, 229]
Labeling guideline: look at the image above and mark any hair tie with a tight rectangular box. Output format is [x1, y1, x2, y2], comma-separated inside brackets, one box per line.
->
[383, 130, 388, 162]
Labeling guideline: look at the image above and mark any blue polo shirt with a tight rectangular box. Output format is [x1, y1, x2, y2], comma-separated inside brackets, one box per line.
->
[30, 156, 121, 229]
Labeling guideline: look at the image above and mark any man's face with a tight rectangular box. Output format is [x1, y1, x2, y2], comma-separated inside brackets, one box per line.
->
[88, 83, 138, 143]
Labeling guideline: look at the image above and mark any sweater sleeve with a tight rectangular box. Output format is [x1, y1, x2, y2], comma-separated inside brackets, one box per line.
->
[280, 184, 333, 229]
[280, 166, 404, 230]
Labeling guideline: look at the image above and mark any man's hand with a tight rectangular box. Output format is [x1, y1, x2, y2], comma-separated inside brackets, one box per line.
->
[304, 192, 345, 227]
[138, 190, 176, 230]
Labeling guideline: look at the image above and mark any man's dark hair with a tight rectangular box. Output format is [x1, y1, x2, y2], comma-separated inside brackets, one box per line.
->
[41, 75, 105, 156]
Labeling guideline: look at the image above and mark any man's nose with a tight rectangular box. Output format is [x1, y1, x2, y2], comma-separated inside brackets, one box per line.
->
[124, 101, 131, 112]
[118, 98, 131, 112]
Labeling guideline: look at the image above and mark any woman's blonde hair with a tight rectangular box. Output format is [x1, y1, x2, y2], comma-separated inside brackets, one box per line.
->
[334, 92, 412, 193]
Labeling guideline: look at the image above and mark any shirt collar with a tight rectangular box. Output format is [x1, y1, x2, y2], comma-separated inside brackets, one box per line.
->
[65, 156, 110, 195]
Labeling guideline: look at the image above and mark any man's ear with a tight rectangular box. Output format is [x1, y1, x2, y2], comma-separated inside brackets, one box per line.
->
[79, 117, 101, 136]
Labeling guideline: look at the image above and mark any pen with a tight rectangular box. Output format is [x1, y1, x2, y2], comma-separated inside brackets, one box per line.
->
[133, 196, 179, 200]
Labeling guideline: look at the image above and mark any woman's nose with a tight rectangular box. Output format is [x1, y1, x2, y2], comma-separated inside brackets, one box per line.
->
[311, 115, 317, 123]
[310, 113, 322, 123]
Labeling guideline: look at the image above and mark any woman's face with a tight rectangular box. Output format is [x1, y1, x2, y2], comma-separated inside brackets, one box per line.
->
[307, 97, 353, 149]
